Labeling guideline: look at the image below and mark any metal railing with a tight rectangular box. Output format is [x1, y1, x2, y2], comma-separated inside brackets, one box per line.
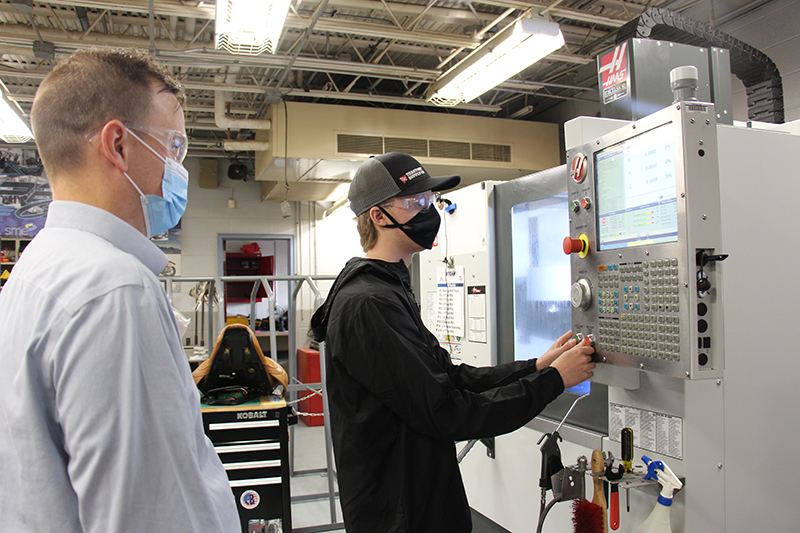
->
[160, 273, 343, 531]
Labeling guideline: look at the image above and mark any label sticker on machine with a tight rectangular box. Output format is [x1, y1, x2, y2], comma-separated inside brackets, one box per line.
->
[434, 267, 465, 339]
[467, 285, 487, 344]
[609, 403, 683, 460]
[599, 42, 629, 104]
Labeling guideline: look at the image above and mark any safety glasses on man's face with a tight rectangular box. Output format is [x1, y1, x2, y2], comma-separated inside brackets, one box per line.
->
[388, 191, 436, 212]
[126, 123, 188, 164]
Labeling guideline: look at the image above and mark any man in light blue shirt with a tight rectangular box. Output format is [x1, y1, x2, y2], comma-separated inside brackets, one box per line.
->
[0, 49, 239, 532]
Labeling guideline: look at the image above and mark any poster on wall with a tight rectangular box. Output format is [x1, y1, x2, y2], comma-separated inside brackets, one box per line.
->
[0, 148, 49, 238]
[152, 220, 182, 255]
[1, 147, 182, 256]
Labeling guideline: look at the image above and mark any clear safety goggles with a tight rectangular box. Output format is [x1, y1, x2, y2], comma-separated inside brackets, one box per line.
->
[385, 191, 436, 213]
[126, 123, 188, 164]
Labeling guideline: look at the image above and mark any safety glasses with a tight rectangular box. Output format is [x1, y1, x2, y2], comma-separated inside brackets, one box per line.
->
[126, 123, 188, 164]
[386, 191, 436, 212]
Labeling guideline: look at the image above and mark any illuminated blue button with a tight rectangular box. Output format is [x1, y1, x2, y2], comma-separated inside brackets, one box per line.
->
[624, 286, 628, 293]
[598, 299, 602, 306]
[624, 303, 628, 309]
[635, 304, 639, 310]
[634, 286, 639, 293]
[614, 307, 618, 313]
[613, 264, 618, 270]
[614, 299, 618, 305]
[615, 291, 618, 297]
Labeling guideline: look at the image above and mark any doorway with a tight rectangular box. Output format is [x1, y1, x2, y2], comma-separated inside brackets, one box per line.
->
[218, 234, 295, 359]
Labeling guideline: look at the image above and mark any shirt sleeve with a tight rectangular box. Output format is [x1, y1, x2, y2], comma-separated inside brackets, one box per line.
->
[334, 294, 564, 442]
[438, 344, 542, 393]
[49, 284, 239, 533]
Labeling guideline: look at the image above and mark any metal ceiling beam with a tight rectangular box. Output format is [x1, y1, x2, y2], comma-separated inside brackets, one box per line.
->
[0, 23, 592, 79]
[476, 0, 630, 26]
[39, 0, 629, 35]
[283, 88, 502, 112]
[0, 13, 480, 53]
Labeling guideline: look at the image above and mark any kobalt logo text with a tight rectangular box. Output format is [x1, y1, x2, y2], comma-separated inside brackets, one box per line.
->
[237, 411, 269, 420]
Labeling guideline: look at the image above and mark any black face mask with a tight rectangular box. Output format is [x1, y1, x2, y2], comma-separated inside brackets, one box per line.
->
[378, 205, 441, 249]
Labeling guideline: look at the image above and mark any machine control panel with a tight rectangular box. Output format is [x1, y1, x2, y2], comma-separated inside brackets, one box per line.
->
[566, 103, 724, 379]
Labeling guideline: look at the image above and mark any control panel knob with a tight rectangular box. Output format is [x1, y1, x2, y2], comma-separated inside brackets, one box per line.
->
[571, 278, 592, 310]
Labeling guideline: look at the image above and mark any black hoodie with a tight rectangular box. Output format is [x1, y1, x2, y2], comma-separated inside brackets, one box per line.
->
[310, 257, 565, 533]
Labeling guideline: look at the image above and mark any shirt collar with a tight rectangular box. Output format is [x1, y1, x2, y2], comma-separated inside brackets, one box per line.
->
[44, 201, 169, 275]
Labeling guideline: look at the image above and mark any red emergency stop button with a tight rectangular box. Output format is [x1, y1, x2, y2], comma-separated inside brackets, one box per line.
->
[563, 237, 584, 255]
[563, 234, 590, 258]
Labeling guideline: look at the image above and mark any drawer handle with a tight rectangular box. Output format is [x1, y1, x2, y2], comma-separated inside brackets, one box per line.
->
[214, 442, 280, 454]
[224, 460, 281, 470]
[209, 420, 280, 431]
[229, 477, 281, 488]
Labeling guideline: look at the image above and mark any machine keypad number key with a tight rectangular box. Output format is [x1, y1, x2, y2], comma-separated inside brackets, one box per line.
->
[596, 257, 682, 361]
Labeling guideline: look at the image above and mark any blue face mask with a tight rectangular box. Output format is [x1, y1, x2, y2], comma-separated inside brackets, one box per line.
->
[124, 129, 189, 238]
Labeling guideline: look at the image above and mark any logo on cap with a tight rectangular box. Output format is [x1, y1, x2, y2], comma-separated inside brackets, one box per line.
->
[399, 166, 425, 184]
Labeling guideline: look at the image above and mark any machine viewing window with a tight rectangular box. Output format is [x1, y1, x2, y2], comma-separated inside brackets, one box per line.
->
[595, 123, 679, 251]
[511, 194, 589, 396]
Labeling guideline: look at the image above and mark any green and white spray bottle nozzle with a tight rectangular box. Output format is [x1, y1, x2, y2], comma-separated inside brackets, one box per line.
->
[642, 455, 683, 501]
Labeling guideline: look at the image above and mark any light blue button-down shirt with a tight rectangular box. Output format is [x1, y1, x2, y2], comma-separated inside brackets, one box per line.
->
[0, 201, 239, 532]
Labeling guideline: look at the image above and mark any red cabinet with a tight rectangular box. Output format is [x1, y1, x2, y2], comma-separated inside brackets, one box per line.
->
[297, 348, 324, 427]
[223, 253, 274, 303]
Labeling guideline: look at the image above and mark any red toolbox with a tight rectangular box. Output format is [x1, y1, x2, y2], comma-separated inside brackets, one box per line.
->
[297, 348, 324, 426]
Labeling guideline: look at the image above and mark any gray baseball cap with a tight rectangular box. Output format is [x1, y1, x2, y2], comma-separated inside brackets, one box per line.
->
[348, 152, 461, 216]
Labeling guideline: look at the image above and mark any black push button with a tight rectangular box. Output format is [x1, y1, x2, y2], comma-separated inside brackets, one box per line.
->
[698, 319, 708, 333]
[697, 302, 708, 316]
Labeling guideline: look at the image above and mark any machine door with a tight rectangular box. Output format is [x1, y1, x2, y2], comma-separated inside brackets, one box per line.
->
[493, 166, 607, 434]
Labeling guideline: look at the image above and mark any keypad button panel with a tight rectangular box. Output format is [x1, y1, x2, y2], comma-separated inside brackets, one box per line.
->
[596, 258, 681, 361]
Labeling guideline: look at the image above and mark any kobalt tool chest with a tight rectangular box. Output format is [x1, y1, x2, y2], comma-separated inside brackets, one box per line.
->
[202, 397, 295, 532]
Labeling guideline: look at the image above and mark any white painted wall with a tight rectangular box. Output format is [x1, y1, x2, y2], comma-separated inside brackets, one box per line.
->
[172, 157, 296, 343]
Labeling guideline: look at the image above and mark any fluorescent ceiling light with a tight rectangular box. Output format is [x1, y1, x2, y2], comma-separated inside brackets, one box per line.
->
[426, 17, 564, 106]
[0, 89, 33, 143]
[215, 0, 291, 56]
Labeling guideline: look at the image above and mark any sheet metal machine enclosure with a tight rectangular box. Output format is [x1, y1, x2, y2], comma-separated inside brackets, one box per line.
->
[566, 103, 724, 380]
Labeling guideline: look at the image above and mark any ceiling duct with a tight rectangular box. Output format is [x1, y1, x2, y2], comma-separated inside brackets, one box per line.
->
[252, 101, 560, 202]
[616, 7, 784, 123]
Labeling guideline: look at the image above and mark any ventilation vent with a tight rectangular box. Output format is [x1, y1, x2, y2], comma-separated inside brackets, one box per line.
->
[337, 134, 383, 155]
[429, 140, 471, 160]
[336, 133, 512, 163]
[472, 143, 512, 162]
[385, 137, 428, 157]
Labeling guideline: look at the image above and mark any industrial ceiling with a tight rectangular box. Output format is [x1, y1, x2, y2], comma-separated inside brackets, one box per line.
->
[0, 0, 768, 164]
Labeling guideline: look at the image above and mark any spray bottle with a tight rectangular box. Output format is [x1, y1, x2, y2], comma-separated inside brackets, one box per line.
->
[635, 456, 683, 533]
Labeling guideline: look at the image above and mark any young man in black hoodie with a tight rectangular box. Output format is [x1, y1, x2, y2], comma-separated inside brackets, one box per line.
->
[311, 152, 595, 533]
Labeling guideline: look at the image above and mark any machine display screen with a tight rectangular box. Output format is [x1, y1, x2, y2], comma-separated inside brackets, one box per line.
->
[594, 123, 679, 250]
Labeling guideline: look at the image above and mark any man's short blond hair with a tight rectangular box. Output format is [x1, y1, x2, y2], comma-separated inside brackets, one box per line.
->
[30, 48, 184, 176]
[357, 210, 379, 252]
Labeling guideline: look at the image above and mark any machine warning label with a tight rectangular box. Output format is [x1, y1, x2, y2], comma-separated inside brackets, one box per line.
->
[467, 285, 487, 344]
[609, 403, 683, 460]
